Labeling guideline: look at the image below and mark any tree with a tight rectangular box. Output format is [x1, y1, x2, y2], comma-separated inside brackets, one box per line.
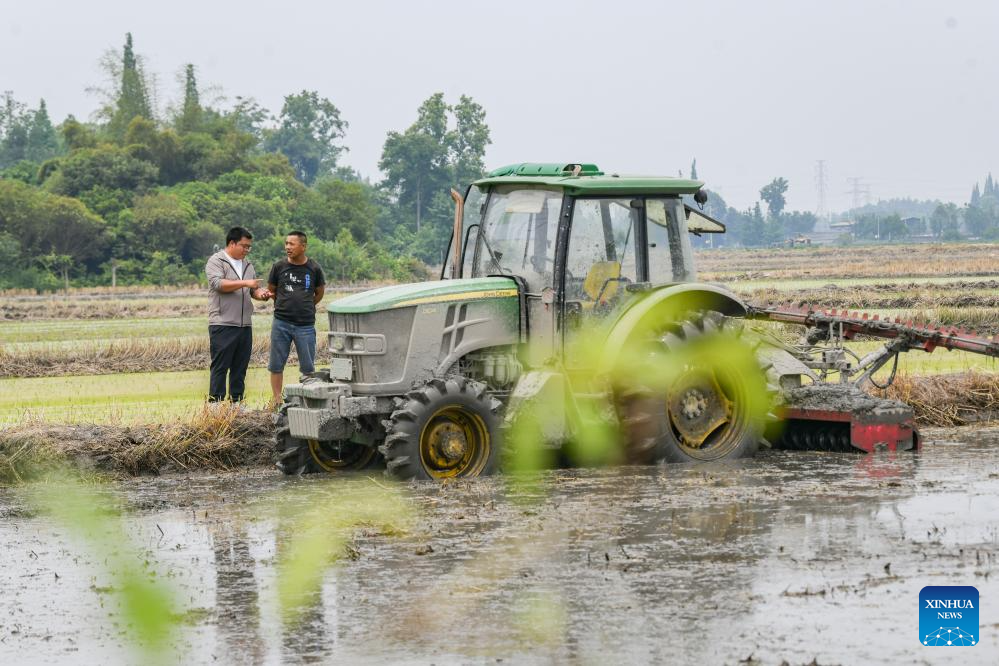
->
[119, 192, 194, 258]
[783, 210, 818, 235]
[380, 126, 444, 232]
[225, 96, 269, 140]
[176, 64, 202, 133]
[108, 33, 152, 138]
[963, 204, 993, 238]
[60, 116, 98, 151]
[379, 92, 489, 232]
[25, 100, 60, 163]
[0, 180, 108, 277]
[690, 158, 698, 180]
[760, 177, 788, 218]
[47, 145, 158, 197]
[970, 182, 981, 207]
[449, 95, 491, 188]
[734, 202, 767, 247]
[0, 92, 29, 168]
[986, 173, 996, 198]
[0, 231, 21, 282]
[291, 178, 377, 243]
[38, 252, 74, 290]
[264, 91, 347, 184]
[929, 203, 959, 239]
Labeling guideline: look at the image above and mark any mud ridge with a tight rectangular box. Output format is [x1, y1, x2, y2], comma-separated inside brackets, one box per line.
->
[0, 406, 274, 483]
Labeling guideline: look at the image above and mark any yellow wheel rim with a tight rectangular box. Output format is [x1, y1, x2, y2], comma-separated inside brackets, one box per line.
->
[418, 406, 491, 479]
[667, 367, 744, 458]
[308, 439, 376, 473]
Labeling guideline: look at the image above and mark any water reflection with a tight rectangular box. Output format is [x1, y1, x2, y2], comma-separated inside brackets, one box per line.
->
[210, 520, 265, 664]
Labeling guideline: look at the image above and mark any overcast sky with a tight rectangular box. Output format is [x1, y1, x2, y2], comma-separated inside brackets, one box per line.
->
[3, 0, 997, 213]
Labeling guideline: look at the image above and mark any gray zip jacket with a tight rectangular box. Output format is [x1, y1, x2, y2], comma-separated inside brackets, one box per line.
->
[206, 250, 258, 327]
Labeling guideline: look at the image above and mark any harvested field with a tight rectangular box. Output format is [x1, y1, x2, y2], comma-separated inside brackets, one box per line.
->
[0, 333, 327, 379]
[697, 242, 999, 281]
[0, 287, 361, 321]
[874, 371, 999, 427]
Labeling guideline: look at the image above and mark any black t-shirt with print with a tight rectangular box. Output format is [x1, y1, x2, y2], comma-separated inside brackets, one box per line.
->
[268, 258, 326, 325]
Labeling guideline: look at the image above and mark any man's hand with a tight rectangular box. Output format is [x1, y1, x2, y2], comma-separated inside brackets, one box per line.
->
[244, 278, 261, 289]
[252, 287, 272, 301]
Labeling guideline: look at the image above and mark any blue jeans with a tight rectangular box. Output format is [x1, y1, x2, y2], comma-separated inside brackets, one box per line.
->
[269, 317, 317, 374]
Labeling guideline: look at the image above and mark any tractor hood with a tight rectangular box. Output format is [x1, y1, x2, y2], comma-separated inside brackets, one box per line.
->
[328, 277, 519, 314]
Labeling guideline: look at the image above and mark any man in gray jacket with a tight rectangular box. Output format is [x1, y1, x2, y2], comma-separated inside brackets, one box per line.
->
[205, 227, 271, 402]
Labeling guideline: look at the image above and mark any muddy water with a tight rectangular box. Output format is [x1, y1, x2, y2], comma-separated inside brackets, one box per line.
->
[2, 430, 998, 665]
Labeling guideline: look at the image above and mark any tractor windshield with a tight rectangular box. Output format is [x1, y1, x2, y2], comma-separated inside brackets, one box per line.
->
[465, 185, 562, 290]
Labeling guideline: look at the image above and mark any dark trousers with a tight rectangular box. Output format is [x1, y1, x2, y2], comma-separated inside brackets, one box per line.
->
[209, 325, 253, 402]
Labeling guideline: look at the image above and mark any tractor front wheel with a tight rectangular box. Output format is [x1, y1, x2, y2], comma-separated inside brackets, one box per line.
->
[274, 403, 379, 475]
[381, 377, 502, 481]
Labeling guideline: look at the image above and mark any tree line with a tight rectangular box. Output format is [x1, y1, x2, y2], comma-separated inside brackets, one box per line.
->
[692, 164, 999, 247]
[0, 33, 489, 289]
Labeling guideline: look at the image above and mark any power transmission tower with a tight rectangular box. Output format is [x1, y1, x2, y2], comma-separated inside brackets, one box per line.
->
[814, 160, 828, 218]
[846, 177, 871, 211]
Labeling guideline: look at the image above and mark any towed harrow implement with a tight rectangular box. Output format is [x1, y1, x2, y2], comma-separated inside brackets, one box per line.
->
[745, 302, 999, 455]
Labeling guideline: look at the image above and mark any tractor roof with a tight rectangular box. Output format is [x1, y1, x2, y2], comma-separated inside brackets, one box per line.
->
[474, 163, 704, 196]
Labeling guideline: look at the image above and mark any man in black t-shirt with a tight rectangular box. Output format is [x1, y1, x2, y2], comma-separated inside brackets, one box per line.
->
[266, 231, 326, 406]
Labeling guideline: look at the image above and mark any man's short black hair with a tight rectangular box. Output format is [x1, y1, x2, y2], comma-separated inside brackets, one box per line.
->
[226, 227, 252, 245]
[288, 230, 307, 243]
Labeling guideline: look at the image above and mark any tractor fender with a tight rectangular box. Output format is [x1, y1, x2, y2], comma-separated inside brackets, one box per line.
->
[598, 283, 747, 376]
[503, 370, 570, 446]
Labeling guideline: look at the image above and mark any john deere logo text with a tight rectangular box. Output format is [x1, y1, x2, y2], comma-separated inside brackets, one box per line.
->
[919, 586, 979, 647]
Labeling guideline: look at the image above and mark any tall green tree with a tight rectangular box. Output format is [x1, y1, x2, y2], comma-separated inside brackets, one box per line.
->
[760, 177, 788, 218]
[970, 182, 981, 207]
[380, 92, 490, 234]
[690, 158, 698, 180]
[25, 100, 61, 163]
[264, 91, 347, 184]
[108, 33, 152, 139]
[176, 64, 202, 133]
[379, 94, 451, 232]
[449, 95, 491, 188]
[0, 92, 29, 168]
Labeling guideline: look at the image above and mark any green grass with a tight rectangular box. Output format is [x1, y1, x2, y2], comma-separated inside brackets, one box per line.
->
[0, 367, 301, 425]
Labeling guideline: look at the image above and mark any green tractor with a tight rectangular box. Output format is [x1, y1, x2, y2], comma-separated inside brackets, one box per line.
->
[274, 162, 805, 479]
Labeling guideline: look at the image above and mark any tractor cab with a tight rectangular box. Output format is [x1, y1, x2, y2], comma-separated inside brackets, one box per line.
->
[444, 163, 724, 362]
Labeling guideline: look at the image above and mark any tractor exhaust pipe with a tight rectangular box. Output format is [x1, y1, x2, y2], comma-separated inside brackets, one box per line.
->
[450, 188, 463, 279]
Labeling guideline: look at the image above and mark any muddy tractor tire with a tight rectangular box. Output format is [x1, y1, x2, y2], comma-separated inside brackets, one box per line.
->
[615, 311, 777, 464]
[273, 403, 380, 475]
[381, 377, 502, 481]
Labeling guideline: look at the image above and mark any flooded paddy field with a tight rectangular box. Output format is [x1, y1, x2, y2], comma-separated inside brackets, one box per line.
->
[2, 429, 998, 665]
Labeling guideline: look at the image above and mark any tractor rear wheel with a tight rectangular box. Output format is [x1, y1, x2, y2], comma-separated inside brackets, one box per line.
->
[381, 377, 502, 481]
[616, 311, 776, 464]
[273, 403, 379, 475]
